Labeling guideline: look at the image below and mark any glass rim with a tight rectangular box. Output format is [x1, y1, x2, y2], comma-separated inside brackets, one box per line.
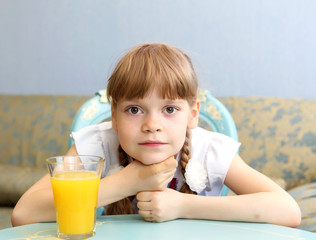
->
[46, 155, 105, 165]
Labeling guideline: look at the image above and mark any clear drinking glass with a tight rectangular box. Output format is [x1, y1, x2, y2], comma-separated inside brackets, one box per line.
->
[46, 155, 105, 239]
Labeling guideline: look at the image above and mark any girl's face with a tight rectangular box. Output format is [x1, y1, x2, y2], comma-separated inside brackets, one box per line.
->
[111, 89, 200, 165]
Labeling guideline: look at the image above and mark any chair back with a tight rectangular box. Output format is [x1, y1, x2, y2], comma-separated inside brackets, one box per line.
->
[68, 89, 238, 196]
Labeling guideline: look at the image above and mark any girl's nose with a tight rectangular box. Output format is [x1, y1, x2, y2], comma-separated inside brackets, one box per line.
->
[141, 115, 162, 133]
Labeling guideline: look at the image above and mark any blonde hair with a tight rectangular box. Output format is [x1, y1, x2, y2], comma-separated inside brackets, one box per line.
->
[106, 43, 197, 215]
[107, 43, 198, 106]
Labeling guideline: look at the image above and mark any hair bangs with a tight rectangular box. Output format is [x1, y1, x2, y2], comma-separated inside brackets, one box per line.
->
[107, 43, 198, 105]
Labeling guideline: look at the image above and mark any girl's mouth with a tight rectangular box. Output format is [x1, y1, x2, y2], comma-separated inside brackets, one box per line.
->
[139, 141, 167, 147]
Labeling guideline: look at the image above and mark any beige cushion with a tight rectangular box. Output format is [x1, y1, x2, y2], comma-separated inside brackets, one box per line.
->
[0, 164, 47, 205]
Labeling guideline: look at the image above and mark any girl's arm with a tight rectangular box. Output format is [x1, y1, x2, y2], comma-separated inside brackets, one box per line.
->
[11, 145, 177, 226]
[97, 155, 177, 207]
[137, 154, 301, 227]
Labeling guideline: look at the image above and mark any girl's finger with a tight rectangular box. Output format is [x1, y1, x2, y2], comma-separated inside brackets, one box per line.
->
[136, 191, 153, 201]
[139, 209, 153, 219]
[144, 217, 154, 222]
[137, 201, 152, 211]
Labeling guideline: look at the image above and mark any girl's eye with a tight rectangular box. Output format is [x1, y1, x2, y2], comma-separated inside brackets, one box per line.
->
[127, 107, 141, 114]
[164, 106, 177, 114]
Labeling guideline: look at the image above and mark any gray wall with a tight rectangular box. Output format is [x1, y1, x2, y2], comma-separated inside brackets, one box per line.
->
[1, 0, 315, 98]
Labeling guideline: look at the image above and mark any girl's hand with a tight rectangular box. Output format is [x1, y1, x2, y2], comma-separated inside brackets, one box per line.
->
[136, 188, 183, 222]
[119, 156, 177, 196]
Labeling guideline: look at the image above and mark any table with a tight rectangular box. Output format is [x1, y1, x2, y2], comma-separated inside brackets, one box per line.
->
[1, 215, 315, 240]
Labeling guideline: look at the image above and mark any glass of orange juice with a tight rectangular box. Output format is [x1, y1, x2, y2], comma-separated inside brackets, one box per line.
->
[46, 155, 105, 239]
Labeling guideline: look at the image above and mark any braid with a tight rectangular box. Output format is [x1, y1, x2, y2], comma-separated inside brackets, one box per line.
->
[105, 145, 136, 215]
[179, 130, 194, 194]
[118, 145, 129, 167]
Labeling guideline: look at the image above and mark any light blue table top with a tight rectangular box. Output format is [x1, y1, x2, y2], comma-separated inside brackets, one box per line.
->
[1, 214, 315, 240]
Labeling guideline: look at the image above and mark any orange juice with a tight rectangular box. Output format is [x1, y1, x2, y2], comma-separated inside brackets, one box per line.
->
[51, 171, 100, 235]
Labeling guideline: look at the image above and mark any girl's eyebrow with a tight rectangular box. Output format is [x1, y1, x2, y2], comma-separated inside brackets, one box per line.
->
[120, 99, 141, 105]
[164, 99, 187, 105]
[120, 98, 187, 106]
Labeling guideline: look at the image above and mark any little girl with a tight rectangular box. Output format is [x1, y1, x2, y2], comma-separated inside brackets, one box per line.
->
[12, 43, 301, 227]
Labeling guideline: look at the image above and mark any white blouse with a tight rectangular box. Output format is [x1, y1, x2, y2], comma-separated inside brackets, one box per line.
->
[71, 121, 240, 196]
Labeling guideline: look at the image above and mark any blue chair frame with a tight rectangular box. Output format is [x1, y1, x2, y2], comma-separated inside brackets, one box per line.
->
[68, 89, 238, 196]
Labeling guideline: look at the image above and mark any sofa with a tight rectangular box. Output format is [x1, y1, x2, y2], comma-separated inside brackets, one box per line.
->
[1, 93, 316, 231]
[0, 94, 89, 229]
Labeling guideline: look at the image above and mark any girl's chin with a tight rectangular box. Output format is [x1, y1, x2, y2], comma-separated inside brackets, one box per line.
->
[138, 158, 165, 165]
[136, 155, 174, 165]
[130, 151, 179, 165]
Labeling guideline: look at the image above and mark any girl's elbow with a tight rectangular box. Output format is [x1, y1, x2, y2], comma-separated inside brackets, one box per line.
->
[288, 206, 302, 228]
[11, 204, 31, 227]
[283, 202, 302, 228]
[11, 207, 24, 227]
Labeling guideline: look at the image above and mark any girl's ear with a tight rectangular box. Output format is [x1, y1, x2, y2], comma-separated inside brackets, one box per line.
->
[111, 102, 118, 130]
[187, 100, 200, 129]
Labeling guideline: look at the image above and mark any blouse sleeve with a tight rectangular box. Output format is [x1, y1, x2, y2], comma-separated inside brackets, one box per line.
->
[191, 127, 241, 196]
[70, 121, 120, 178]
